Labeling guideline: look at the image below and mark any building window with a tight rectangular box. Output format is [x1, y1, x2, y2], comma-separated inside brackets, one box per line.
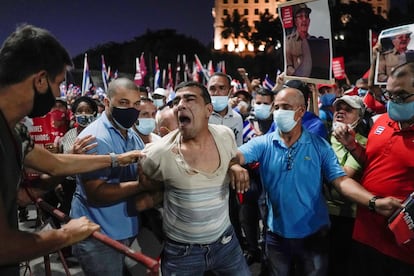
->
[255, 0, 259, 3]
[244, 0, 248, 3]
[265, 0, 269, 2]
[265, 8, 269, 13]
[224, 9, 228, 16]
[223, 0, 228, 3]
[244, 9, 248, 15]
[254, 8, 259, 15]
[234, 0, 238, 3]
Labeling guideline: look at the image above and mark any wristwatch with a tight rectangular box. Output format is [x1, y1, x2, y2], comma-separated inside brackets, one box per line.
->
[368, 196, 381, 212]
[109, 152, 119, 168]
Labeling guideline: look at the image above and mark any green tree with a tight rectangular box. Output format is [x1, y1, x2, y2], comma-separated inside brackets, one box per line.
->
[250, 10, 283, 53]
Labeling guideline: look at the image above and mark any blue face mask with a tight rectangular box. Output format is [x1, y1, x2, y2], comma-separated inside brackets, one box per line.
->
[111, 106, 140, 130]
[136, 118, 156, 135]
[387, 100, 414, 122]
[254, 103, 272, 120]
[211, 96, 229, 112]
[358, 88, 368, 97]
[273, 109, 298, 132]
[75, 114, 95, 127]
[153, 99, 164, 108]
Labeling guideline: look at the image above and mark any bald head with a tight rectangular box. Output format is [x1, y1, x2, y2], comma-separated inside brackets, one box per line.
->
[275, 88, 306, 107]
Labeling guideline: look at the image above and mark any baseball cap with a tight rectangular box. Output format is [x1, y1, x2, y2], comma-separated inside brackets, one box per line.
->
[333, 95, 366, 113]
[234, 90, 252, 103]
[317, 83, 335, 91]
[293, 3, 311, 17]
[153, 88, 167, 98]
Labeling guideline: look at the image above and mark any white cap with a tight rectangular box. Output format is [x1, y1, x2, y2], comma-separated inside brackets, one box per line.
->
[153, 88, 167, 97]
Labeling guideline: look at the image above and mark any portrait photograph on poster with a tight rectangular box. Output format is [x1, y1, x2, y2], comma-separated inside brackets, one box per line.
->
[279, 0, 333, 84]
[374, 24, 414, 85]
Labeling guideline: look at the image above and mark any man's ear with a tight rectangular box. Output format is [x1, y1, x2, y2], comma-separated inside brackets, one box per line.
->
[33, 71, 48, 92]
[206, 103, 213, 118]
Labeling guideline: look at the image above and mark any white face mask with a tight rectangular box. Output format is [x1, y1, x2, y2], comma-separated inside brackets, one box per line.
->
[254, 103, 272, 120]
[153, 99, 164, 108]
[273, 109, 298, 132]
[136, 118, 156, 135]
[211, 96, 229, 112]
[332, 119, 359, 132]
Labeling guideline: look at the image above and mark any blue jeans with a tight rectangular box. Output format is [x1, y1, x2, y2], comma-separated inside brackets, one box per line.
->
[266, 228, 329, 276]
[161, 226, 251, 276]
[72, 236, 135, 276]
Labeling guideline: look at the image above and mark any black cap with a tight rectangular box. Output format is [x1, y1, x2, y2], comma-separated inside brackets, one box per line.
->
[293, 3, 311, 17]
[234, 90, 252, 102]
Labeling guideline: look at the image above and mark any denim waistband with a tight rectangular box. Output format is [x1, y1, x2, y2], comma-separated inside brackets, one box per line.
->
[166, 226, 234, 247]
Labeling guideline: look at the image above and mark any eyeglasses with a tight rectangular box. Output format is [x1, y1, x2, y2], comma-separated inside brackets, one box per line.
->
[384, 90, 414, 104]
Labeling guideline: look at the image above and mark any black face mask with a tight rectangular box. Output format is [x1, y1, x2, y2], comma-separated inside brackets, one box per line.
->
[111, 106, 140, 130]
[28, 82, 56, 118]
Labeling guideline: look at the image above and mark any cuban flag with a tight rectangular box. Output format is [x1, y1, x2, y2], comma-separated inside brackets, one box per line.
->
[262, 74, 275, 90]
[194, 54, 210, 81]
[153, 56, 161, 90]
[81, 53, 91, 96]
[101, 55, 109, 92]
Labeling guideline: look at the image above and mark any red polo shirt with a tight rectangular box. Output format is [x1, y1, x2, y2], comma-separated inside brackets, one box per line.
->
[353, 113, 414, 264]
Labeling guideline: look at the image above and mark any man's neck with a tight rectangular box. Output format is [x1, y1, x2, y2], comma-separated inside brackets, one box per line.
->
[216, 107, 228, 117]
[279, 126, 302, 147]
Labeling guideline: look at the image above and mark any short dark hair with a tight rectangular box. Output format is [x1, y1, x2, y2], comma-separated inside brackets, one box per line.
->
[175, 81, 211, 104]
[391, 62, 414, 87]
[255, 87, 274, 100]
[210, 72, 232, 86]
[71, 96, 98, 115]
[0, 24, 72, 86]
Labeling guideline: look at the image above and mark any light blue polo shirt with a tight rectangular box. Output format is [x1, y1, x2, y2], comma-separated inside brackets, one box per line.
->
[239, 128, 345, 238]
[71, 112, 145, 240]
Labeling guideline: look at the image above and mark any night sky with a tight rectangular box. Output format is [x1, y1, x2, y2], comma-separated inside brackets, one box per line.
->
[0, 0, 215, 57]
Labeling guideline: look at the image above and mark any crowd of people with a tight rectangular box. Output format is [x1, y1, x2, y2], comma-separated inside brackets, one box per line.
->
[1, 23, 414, 276]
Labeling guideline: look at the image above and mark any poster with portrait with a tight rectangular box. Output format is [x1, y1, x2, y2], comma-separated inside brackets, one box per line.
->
[374, 24, 414, 85]
[279, 0, 333, 84]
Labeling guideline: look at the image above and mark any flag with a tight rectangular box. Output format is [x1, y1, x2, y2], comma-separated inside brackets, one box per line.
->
[167, 63, 176, 101]
[208, 60, 214, 76]
[101, 55, 109, 92]
[192, 61, 199, 83]
[221, 60, 226, 74]
[194, 54, 210, 81]
[262, 74, 275, 90]
[153, 56, 161, 90]
[183, 54, 190, 82]
[134, 57, 143, 86]
[167, 63, 174, 90]
[82, 53, 90, 96]
[140, 52, 147, 82]
[175, 55, 181, 87]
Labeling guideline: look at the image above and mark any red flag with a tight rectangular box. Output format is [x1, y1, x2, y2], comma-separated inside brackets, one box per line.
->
[134, 57, 143, 86]
[167, 63, 174, 90]
[140, 52, 147, 81]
